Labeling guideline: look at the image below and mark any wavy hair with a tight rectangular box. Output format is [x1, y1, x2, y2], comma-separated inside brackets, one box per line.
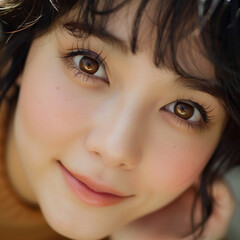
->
[0, 0, 240, 238]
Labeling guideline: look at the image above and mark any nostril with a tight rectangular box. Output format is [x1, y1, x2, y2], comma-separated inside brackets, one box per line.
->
[92, 150, 101, 157]
[124, 161, 136, 170]
[90, 146, 101, 155]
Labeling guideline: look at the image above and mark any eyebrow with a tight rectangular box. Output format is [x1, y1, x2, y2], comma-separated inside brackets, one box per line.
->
[175, 76, 221, 98]
[63, 22, 129, 54]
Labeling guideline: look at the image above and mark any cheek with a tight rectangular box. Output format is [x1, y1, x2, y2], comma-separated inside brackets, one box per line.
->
[15, 60, 98, 148]
[141, 131, 219, 196]
[148, 144, 205, 185]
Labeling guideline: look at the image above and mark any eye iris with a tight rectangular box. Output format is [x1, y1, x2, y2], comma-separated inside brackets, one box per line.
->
[80, 56, 99, 74]
[174, 102, 194, 119]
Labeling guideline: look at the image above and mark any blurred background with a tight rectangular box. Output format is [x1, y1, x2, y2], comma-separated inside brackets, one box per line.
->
[226, 168, 240, 240]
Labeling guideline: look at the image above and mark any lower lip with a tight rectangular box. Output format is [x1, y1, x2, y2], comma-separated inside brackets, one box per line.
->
[59, 163, 127, 207]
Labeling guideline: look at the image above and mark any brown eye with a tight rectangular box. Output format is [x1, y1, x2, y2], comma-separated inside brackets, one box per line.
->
[163, 100, 203, 125]
[79, 56, 99, 74]
[72, 54, 107, 79]
[174, 102, 194, 119]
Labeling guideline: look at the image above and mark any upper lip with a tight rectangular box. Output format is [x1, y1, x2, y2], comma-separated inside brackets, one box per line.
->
[58, 161, 132, 198]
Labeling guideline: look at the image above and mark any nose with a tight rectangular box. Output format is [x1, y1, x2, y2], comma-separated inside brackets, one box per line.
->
[85, 100, 145, 170]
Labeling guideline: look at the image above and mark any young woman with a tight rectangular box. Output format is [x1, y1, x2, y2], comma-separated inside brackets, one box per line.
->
[0, 0, 239, 239]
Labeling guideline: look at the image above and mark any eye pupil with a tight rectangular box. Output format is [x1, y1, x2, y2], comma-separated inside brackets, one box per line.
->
[174, 102, 194, 119]
[80, 56, 99, 74]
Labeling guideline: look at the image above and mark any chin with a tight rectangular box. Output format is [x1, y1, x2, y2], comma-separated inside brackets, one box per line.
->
[47, 217, 110, 240]
[40, 204, 112, 240]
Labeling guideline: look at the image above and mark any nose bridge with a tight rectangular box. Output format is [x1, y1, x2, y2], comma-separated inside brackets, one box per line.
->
[87, 92, 146, 169]
[108, 96, 143, 149]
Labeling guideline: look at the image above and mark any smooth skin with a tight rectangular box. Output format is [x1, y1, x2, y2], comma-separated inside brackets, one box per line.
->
[5, 3, 234, 240]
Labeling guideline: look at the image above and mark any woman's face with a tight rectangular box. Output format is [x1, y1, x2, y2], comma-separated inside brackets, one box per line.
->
[7, 4, 226, 240]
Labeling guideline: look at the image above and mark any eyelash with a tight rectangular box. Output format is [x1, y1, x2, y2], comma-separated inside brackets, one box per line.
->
[162, 99, 214, 132]
[62, 47, 108, 84]
[62, 48, 214, 132]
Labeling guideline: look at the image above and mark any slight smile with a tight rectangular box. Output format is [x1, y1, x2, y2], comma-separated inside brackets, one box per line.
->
[58, 161, 133, 207]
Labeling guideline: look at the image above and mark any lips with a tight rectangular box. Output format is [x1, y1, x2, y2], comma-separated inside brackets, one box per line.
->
[58, 161, 132, 207]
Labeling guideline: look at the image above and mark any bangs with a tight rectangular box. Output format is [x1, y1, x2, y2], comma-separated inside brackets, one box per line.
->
[60, 0, 201, 67]
[1, 0, 238, 102]
[58, 0, 222, 97]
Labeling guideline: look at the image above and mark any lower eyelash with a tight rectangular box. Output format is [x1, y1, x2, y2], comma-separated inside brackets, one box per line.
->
[179, 117, 206, 132]
[167, 99, 215, 132]
[167, 112, 205, 132]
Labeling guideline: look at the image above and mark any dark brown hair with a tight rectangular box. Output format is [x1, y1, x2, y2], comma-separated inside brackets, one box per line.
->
[0, 0, 240, 239]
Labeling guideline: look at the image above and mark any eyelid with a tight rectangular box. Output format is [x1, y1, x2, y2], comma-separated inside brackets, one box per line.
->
[62, 48, 109, 84]
[162, 98, 214, 131]
[63, 48, 106, 67]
